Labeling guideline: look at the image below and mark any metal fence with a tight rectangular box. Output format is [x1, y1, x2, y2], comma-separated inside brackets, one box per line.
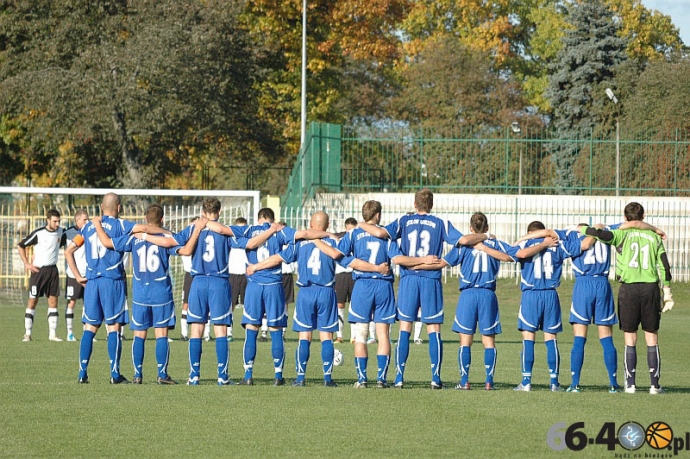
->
[340, 125, 690, 196]
[281, 193, 690, 283]
[281, 122, 690, 208]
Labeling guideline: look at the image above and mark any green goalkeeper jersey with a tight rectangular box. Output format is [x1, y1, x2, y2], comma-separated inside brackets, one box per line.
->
[581, 227, 670, 286]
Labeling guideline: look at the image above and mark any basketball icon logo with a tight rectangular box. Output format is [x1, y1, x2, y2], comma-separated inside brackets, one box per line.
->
[646, 422, 673, 450]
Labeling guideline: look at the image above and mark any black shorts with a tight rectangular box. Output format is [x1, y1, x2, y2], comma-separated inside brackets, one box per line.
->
[182, 272, 193, 304]
[335, 272, 355, 304]
[29, 265, 60, 299]
[229, 274, 247, 307]
[618, 283, 661, 333]
[282, 273, 294, 304]
[65, 276, 85, 300]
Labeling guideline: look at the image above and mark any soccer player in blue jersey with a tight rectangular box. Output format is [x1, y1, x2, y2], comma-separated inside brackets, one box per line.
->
[65, 192, 172, 384]
[247, 211, 371, 387]
[229, 208, 331, 386]
[91, 205, 207, 384]
[157, 198, 277, 386]
[426, 212, 519, 391]
[506, 221, 584, 392]
[321, 200, 439, 388]
[358, 189, 488, 389]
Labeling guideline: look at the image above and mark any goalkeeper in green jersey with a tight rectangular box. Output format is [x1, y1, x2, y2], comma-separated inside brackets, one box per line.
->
[580, 202, 672, 395]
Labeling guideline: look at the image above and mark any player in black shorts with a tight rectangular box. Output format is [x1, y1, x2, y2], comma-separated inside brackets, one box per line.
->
[18, 209, 66, 342]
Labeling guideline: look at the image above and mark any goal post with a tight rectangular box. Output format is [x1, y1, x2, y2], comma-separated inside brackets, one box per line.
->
[0, 187, 261, 309]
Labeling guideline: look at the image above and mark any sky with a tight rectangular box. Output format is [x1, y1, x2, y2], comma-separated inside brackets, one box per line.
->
[640, 0, 690, 45]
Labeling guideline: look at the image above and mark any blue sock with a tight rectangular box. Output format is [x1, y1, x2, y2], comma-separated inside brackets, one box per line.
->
[271, 330, 285, 380]
[377, 354, 389, 382]
[545, 339, 560, 386]
[156, 337, 169, 379]
[484, 347, 496, 384]
[216, 335, 229, 381]
[108, 331, 121, 378]
[132, 336, 145, 378]
[521, 339, 535, 385]
[570, 336, 586, 387]
[459, 345, 471, 385]
[322, 339, 334, 382]
[189, 338, 202, 380]
[79, 330, 95, 379]
[395, 330, 411, 384]
[243, 328, 258, 379]
[354, 356, 368, 383]
[600, 336, 618, 387]
[295, 340, 310, 381]
[429, 332, 442, 384]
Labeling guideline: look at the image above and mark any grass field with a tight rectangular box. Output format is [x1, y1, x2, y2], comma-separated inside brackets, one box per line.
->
[1, 278, 689, 458]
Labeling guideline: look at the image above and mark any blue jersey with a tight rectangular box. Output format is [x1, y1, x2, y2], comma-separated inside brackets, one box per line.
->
[444, 239, 514, 291]
[337, 227, 403, 282]
[507, 235, 581, 291]
[280, 238, 340, 288]
[384, 213, 463, 280]
[557, 228, 611, 278]
[174, 223, 247, 278]
[233, 223, 297, 284]
[81, 215, 136, 280]
[112, 234, 178, 307]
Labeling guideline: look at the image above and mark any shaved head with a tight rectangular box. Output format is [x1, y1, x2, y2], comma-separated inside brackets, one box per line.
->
[101, 192, 121, 216]
[310, 211, 329, 231]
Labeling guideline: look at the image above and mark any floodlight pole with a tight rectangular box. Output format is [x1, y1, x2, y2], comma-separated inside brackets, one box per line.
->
[300, 0, 308, 195]
[511, 122, 522, 194]
[615, 110, 620, 197]
[605, 88, 620, 196]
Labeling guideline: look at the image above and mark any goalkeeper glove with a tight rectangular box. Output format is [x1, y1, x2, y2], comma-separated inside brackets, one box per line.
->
[662, 286, 674, 313]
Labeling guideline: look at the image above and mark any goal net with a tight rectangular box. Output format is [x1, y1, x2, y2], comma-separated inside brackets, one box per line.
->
[0, 187, 260, 309]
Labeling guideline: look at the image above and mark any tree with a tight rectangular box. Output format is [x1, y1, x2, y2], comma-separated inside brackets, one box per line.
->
[546, 0, 629, 191]
[0, 0, 277, 189]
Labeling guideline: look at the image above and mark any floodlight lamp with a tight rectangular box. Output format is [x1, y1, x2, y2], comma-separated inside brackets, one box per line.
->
[511, 122, 521, 134]
[605, 88, 619, 104]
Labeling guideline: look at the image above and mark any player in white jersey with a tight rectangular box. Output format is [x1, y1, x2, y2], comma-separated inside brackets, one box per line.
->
[64, 209, 89, 342]
[228, 217, 249, 342]
[334, 218, 357, 343]
[18, 209, 67, 342]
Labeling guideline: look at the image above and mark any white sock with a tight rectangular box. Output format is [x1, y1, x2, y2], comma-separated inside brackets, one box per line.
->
[25, 309, 35, 335]
[48, 308, 59, 337]
[228, 325, 233, 337]
[181, 312, 188, 337]
[413, 321, 423, 341]
[336, 308, 344, 339]
[65, 307, 74, 335]
[203, 321, 210, 338]
[369, 322, 376, 340]
[261, 318, 268, 334]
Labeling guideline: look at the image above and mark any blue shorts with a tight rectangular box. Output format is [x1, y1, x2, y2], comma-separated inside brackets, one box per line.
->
[397, 276, 443, 324]
[83, 277, 127, 326]
[130, 303, 176, 330]
[292, 286, 338, 332]
[241, 281, 288, 328]
[452, 288, 501, 336]
[188, 276, 232, 326]
[570, 276, 617, 326]
[348, 279, 396, 324]
[518, 290, 563, 334]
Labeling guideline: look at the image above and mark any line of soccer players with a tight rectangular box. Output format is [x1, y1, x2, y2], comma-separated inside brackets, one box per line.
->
[19, 190, 674, 392]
